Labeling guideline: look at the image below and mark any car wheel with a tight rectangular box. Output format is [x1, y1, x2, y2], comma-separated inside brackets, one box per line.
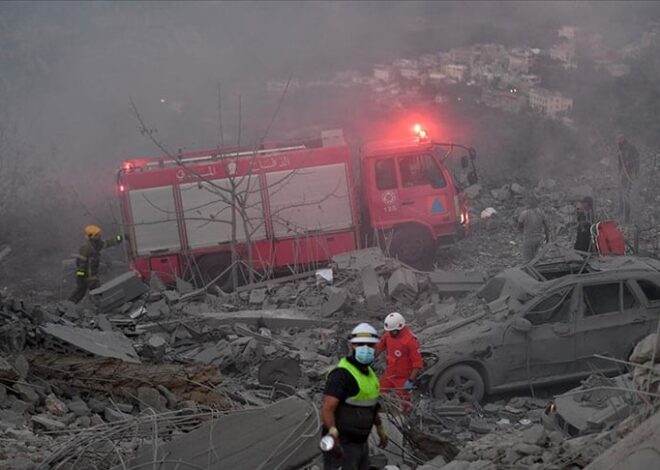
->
[432, 365, 485, 403]
[390, 225, 435, 271]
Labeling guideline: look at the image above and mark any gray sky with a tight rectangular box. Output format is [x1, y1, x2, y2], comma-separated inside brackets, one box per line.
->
[1, 1, 659, 173]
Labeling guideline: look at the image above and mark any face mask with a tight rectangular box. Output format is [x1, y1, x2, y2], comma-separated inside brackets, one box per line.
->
[354, 345, 375, 364]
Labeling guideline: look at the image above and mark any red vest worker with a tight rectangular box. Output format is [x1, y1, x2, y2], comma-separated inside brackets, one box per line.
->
[375, 312, 423, 412]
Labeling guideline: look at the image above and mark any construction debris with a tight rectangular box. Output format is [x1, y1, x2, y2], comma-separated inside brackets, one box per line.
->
[88, 270, 149, 311]
[40, 323, 140, 363]
[120, 396, 319, 470]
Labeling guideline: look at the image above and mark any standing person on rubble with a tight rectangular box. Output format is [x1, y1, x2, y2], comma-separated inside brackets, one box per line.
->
[518, 195, 550, 263]
[376, 312, 423, 414]
[616, 134, 640, 224]
[320, 322, 388, 470]
[574, 196, 594, 252]
[68, 225, 124, 304]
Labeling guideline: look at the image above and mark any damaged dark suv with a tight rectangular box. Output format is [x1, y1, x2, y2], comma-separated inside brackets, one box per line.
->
[419, 249, 660, 403]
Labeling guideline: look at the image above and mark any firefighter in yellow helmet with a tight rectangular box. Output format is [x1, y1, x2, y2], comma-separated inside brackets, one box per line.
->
[68, 225, 124, 304]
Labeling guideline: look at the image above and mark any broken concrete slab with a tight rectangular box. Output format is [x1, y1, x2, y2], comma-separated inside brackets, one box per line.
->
[320, 286, 348, 317]
[584, 406, 660, 470]
[361, 266, 384, 311]
[0, 410, 26, 429]
[44, 394, 68, 416]
[137, 386, 167, 412]
[117, 396, 319, 470]
[40, 323, 140, 363]
[332, 247, 389, 271]
[67, 399, 90, 417]
[428, 270, 487, 296]
[151, 309, 334, 332]
[31, 414, 66, 431]
[388, 268, 418, 302]
[553, 375, 638, 436]
[249, 288, 268, 305]
[175, 277, 194, 294]
[146, 298, 170, 321]
[149, 274, 167, 292]
[258, 358, 301, 388]
[187, 341, 234, 368]
[104, 406, 131, 423]
[0, 357, 19, 381]
[89, 270, 148, 311]
[629, 333, 660, 363]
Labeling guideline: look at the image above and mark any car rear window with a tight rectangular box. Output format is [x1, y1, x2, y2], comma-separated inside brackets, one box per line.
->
[637, 279, 660, 302]
[583, 282, 639, 316]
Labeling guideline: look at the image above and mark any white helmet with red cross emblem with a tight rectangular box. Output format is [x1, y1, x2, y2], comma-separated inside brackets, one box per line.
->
[384, 312, 405, 331]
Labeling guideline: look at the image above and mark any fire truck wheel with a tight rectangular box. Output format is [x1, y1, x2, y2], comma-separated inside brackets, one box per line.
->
[196, 254, 234, 291]
[390, 225, 435, 270]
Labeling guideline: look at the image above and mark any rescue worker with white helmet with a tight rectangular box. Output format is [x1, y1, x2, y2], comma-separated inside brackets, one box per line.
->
[320, 322, 388, 469]
[68, 225, 124, 304]
[376, 312, 423, 413]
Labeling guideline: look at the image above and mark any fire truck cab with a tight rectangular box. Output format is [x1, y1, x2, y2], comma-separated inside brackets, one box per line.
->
[116, 126, 475, 286]
[361, 128, 474, 269]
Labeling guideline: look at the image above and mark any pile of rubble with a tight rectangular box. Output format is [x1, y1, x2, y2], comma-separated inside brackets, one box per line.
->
[412, 333, 660, 470]
[3, 166, 660, 469]
[630, 333, 660, 394]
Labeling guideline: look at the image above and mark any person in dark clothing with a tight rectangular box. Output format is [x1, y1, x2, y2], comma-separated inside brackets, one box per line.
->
[69, 225, 123, 304]
[320, 323, 388, 470]
[574, 197, 594, 252]
[617, 134, 640, 224]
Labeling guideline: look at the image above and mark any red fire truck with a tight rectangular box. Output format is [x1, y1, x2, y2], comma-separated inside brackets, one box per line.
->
[117, 126, 476, 286]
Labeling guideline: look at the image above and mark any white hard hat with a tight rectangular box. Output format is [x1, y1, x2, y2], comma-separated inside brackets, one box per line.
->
[349, 323, 379, 344]
[384, 312, 405, 331]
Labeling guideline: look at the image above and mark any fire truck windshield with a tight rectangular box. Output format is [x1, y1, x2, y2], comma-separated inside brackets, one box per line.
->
[399, 154, 446, 189]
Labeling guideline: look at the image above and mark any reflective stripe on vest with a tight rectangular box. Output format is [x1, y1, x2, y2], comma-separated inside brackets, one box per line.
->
[335, 358, 380, 407]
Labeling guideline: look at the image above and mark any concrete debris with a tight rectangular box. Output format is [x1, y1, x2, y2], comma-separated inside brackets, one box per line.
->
[480, 207, 497, 219]
[552, 375, 640, 436]
[31, 414, 66, 431]
[0, 245, 11, 264]
[464, 184, 482, 199]
[0, 356, 19, 381]
[89, 270, 149, 311]
[320, 286, 348, 316]
[249, 287, 268, 305]
[388, 268, 418, 302]
[428, 270, 486, 296]
[44, 394, 68, 416]
[136, 386, 167, 412]
[584, 406, 660, 470]
[4, 215, 660, 470]
[120, 396, 319, 470]
[257, 358, 301, 389]
[510, 183, 526, 195]
[149, 274, 167, 292]
[30, 355, 229, 407]
[143, 334, 168, 360]
[315, 268, 333, 284]
[629, 333, 660, 364]
[361, 265, 385, 311]
[332, 246, 390, 271]
[175, 276, 194, 294]
[40, 323, 140, 363]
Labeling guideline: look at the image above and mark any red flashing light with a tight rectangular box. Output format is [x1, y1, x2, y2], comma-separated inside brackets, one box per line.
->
[413, 123, 429, 142]
[119, 184, 126, 192]
[122, 162, 134, 171]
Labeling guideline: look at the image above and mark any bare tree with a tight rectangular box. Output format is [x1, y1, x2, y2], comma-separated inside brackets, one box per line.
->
[127, 88, 345, 291]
